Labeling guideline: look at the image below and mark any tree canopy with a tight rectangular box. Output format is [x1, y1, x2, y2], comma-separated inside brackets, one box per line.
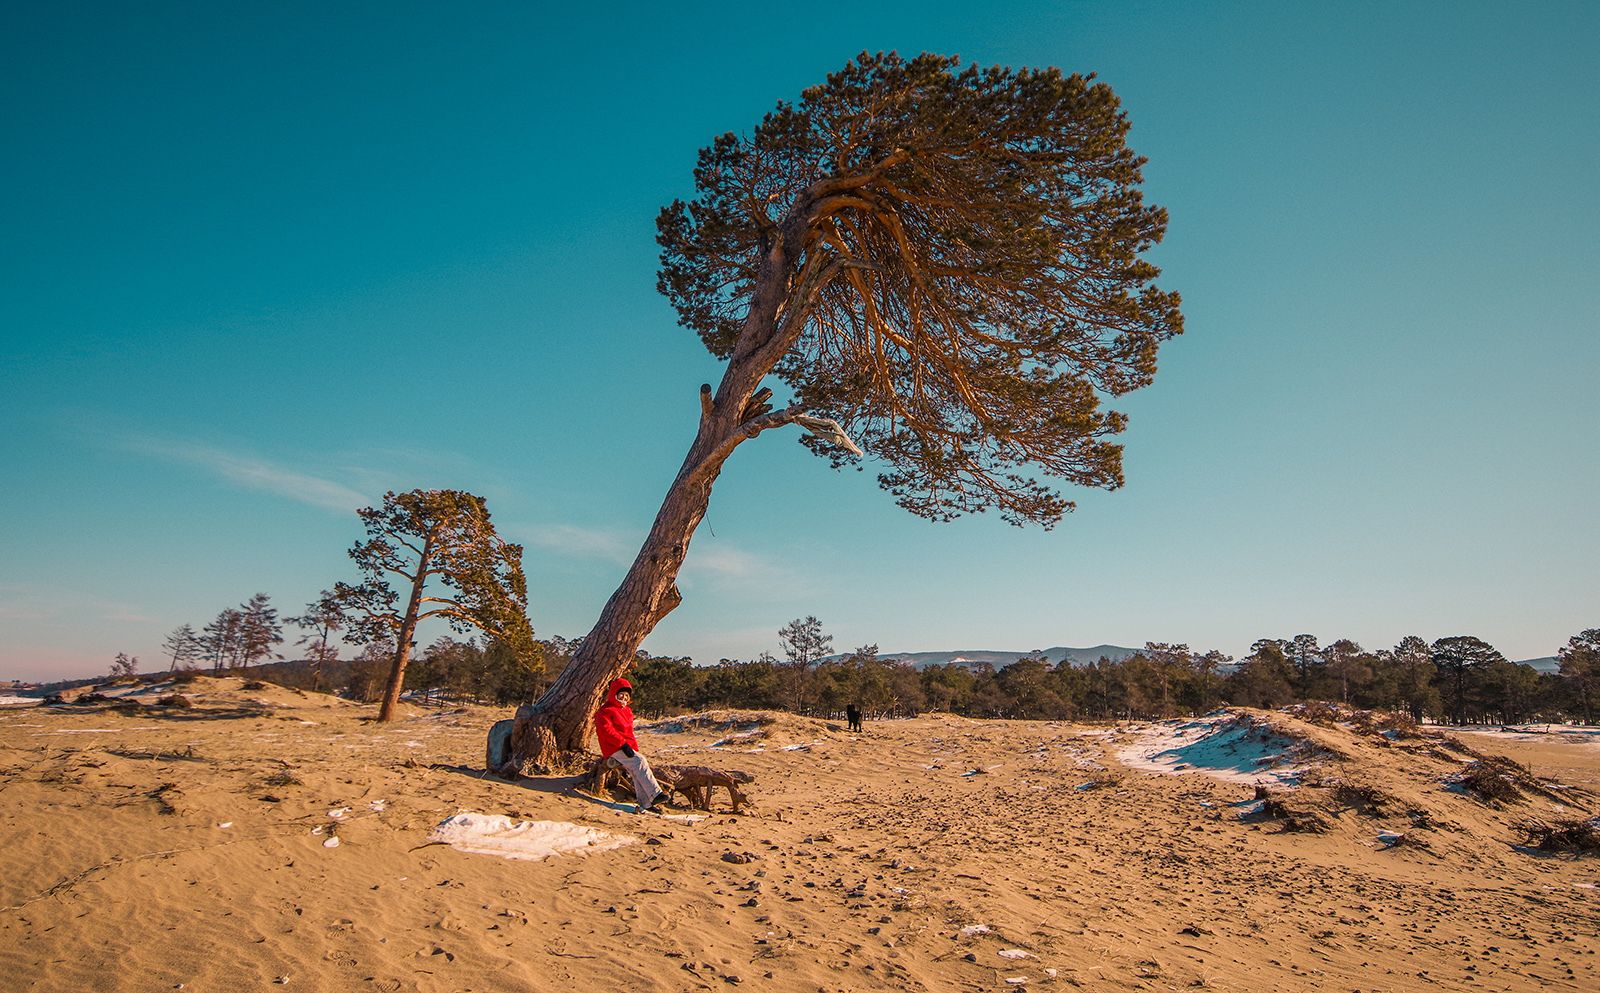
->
[326, 489, 540, 722]
[657, 51, 1182, 526]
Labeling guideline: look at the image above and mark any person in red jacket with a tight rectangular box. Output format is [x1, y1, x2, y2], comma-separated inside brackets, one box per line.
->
[595, 677, 668, 813]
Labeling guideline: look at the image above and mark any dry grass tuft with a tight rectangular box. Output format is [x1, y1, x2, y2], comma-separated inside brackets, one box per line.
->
[1520, 818, 1600, 853]
[1252, 786, 1330, 832]
[1282, 702, 1425, 740]
[1333, 782, 1389, 813]
[1457, 755, 1530, 803]
[1286, 701, 1344, 726]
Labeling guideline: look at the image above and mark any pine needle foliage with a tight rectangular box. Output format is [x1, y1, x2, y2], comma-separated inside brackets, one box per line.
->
[656, 51, 1183, 526]
[325, 489, 540, 721]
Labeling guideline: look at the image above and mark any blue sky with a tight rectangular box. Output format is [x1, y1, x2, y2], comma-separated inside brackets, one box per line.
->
[3, 1, 1596, 682]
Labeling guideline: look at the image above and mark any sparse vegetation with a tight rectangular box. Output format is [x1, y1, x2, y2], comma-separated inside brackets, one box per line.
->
[1520, 817, 1600, 853]
[1333, 782, 1389, 814]
[1457, 755, 1531, 803]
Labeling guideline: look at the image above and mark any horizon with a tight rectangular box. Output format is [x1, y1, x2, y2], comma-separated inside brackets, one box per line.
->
[7, 638, 1564, 690]
[4, 2, 1596, 683]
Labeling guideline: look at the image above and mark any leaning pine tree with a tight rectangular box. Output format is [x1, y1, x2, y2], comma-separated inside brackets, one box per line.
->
[500, 51, 1183, 773]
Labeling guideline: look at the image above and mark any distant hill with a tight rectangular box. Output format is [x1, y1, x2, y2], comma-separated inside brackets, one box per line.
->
[851, 649, 1562, 675]
[870, 645, 1140, 670]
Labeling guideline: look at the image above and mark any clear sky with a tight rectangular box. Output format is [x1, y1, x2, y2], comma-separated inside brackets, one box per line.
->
[3, 1, 1596, 682]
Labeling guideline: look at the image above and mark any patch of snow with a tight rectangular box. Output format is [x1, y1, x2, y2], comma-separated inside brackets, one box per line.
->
[1236, 799, 1266, 819]
[1115, 714, 1320, 787]
[428, 813, 637, 861]
[1457, 725, 1600, 747]
[998, 949, 1036, 959]
[0, 696, 40, 706]
[656, 813, 708, 825]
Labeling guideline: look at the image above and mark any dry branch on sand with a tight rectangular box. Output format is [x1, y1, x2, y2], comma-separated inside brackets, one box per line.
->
[587, 758, 755, 813]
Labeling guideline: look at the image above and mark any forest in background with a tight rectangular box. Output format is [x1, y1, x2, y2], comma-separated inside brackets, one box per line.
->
[59, 594, 1600, 728]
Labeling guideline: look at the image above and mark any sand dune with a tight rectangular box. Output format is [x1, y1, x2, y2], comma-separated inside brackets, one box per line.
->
[1, 679, 1596, 991]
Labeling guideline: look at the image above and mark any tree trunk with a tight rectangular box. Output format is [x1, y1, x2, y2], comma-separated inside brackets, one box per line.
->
[501, 429, 734, 773]
[497, 195, 845, 775]
[378, 547, 431, 723]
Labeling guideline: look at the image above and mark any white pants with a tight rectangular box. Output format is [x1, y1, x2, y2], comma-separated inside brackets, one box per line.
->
[606, 750, 663, 805]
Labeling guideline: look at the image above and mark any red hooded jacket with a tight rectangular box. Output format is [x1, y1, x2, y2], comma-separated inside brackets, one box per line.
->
[594, 677, 637, 757]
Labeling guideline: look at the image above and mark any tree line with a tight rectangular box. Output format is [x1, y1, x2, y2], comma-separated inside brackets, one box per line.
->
[136, 601, 1598, 728]
[124, 496, 1597, 729]
[379, 622, 1600, 728]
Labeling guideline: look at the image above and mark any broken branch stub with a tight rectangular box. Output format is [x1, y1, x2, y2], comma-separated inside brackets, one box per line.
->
[792, 414, 863, 456]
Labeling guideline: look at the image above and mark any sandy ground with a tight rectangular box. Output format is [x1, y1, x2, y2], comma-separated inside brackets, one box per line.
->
[1, 679, 1597, 992]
